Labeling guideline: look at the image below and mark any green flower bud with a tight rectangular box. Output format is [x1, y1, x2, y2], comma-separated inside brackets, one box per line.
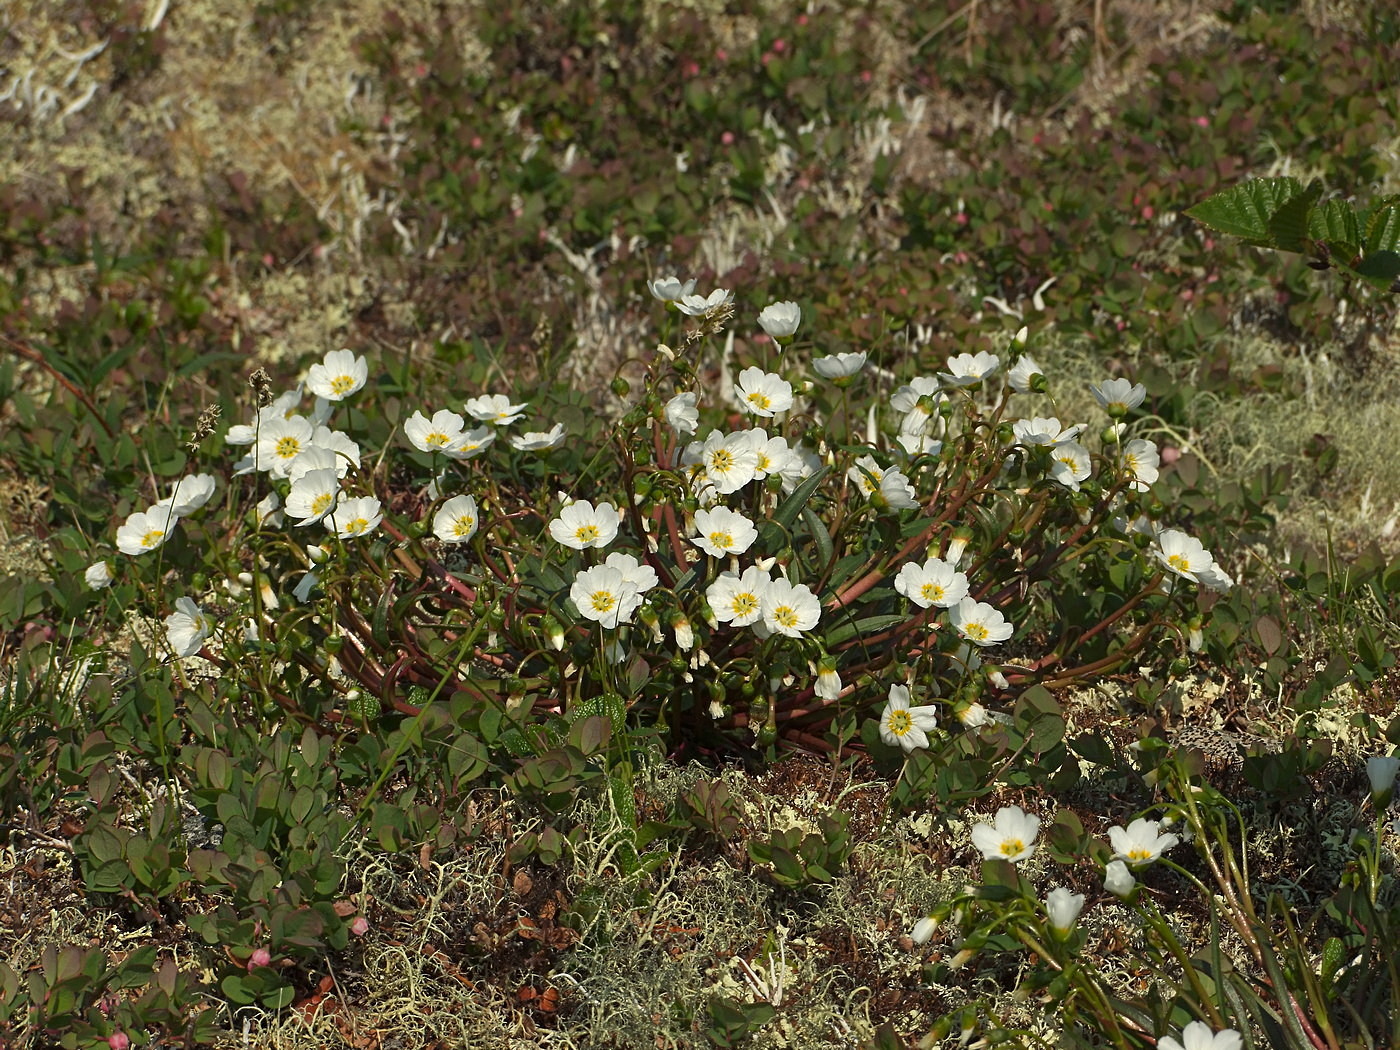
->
[611, 377, 631, 398]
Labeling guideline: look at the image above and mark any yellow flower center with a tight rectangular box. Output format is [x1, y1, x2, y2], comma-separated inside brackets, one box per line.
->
[1127, 848, 1152, 862]
[1168, 553, 1190, 573]
[887, 710, 912, 735]
[999, 839, 1024, 857]
[330, 374, 356, 395]
[732, 594, 759, 617]
[708, 530, 734, 550]
[589, 590, 617, 613]
[964, 622, 989, 641]
[921, 583, 946, 603]
[311, 493, 333, 515]
[141, 529, 165, 547]
[426, 432, 450, 447]
[275, 436, 302, 458]
[748, 392, 772, 411]
[452, 516, 475, 537]
[343, 517, 369, 535]
[710, 450, 734, 473]
[772, 604, 798, 628]
[574, 525, 600, 543]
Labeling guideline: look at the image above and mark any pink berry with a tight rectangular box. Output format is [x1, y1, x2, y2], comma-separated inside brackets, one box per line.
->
[721, 131, 735, 145]
[249, 948, 272, 970]
[108, 1034, 130, 1050]
[772, 38, 786, 53]
[350, 916, 370, 936]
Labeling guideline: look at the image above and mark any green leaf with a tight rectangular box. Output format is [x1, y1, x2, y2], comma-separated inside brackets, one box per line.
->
[1266, 179, 1323, 253]
[1308, 198, 1360, 257]
[771, 466, 829, 532]
[1185, 177, 1306, 246]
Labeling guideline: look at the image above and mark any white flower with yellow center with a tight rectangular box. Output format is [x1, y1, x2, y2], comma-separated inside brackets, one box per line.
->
[252, 415, 315, 478]
[1007, 353, 1046, 394]
[970, 805, 1041, 863]
[164, 596, 213, 658]
[939, 351, 1000, 387]
[735, 367, 793, 418]
[948, 597, 1013, 647]
[894, 558, 969, 609]
[325, 495, 383, 539]
[1108, 817, 1180, 868]
[759, 577, 820, 638]
[707, 566, 771, 627]
[1153, 529, 1214, 583]
[1120, 438, 1160, 491]
[116, 507, 179, 556]
[570, 564, 640, 628]
[286, 468, 341, 526]
[691, 430, 760, 495]
[306, 348, 368, 401]
[404, 409, 469, 454]
[675, 288, 733, 317]
[1048, 441, 1092, 492]
[432, 494, 480, 543]
[690, 506, 758, 558]
[879, 683, 939, 752]
[464, 393, 528, 426]
[549, 500, 619, 550]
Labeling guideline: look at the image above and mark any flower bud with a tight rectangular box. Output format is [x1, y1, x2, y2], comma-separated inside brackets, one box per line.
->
[1104, 860, 1136, 899]
[610, 377, 631, 398]
[1045, 887, 1085, 937]
[1367, 755, 1400, 810]
[541, 614, 565, 651]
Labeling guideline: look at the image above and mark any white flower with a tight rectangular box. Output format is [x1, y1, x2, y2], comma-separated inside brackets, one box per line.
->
[939, 351, 1000, 387]
[464, 394, 528, 426]
[325, 495, 383, 539]
[760, 577, 820, 638]
[707, 566, 771, 627]
[956, 702, 991, 728]
[1104, 859, 1136, 897]
[812, 351, 866, 379]
[948, 597, 1013, 646]
[814, 660, 843, 701]
[1048, 441, 1092, 492]
[164, 596, 213, 658]
[894, 558, 970, 609]
[879, 683, 939, 752]
[757, 300, 801, 340]
[877, 468, 918, 509]
[1108, 817, 1180, 867]
[1196, 561, 1234, 593]
[255, 492, 282, 527]
[604, 551, 659, 596]
[1090, 377, 1147, 415]
[154, 474, 217, 516]
[649, 275, 696, 302]
[251, 415, 315, 478]
[970, 805, 1040, 863]
[570, 564, 641, 628]
[116, 507, 179, 556]
[1158, 1021, 1243, 1050]
[690, 506, 758, 557]
[1121, 438, 1160, 491]
[310, 426, 360, 474]
[404, 409, 469, 454]
[910, 915, 938, 945]
[1007, 353, 1045, 393]
[1045, 887, 1085, 935]
[893, 377, 945, 436]
[1366, 755, 1400, 807]
[896, 432, 942, 457]
[285, 468, 341, 526]
[737, 429, 793, 480]
[665, 393, 700, 435]
[1153, 529, 1215, 583]
[226, 392, 302, 445]
[846, 455, 889, 498]
[675, 288, 733, 317]
[432, 494, 480, 543]
[1012, 416, 1084, 447]
[691, 430, 760, 495]
[549, 500, 619, 550]
[292, 570, 319, 603]
[287, 445, 342, 483]
[453, 425, 496, 459]
[509, 424, 566, 451]
[775, 444, 820, 494]
[735, 367, 793, 418]
[305, 348, 368, 401]
[85, 561, 114, 589]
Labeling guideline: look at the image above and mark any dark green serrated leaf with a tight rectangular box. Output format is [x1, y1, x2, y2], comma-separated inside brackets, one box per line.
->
[1185, 177, 1304, 245]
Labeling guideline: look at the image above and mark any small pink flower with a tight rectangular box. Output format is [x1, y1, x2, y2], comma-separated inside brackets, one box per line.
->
[350, 916, 370, 936]
[1195, 115, 1209, 127]
[249, 947, 272, 970]
[772, 38, 786, 53]
[954, 212, 968, 226]
[715, 48, 727, 61]
[860, 69, 872, 82]
[108, 1034, 130, 1050]
[721, 131, 735, 145]
[796, 13, 808, 25]
[1141, 205, 1154, 220]
[684, 60, 700, 76]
